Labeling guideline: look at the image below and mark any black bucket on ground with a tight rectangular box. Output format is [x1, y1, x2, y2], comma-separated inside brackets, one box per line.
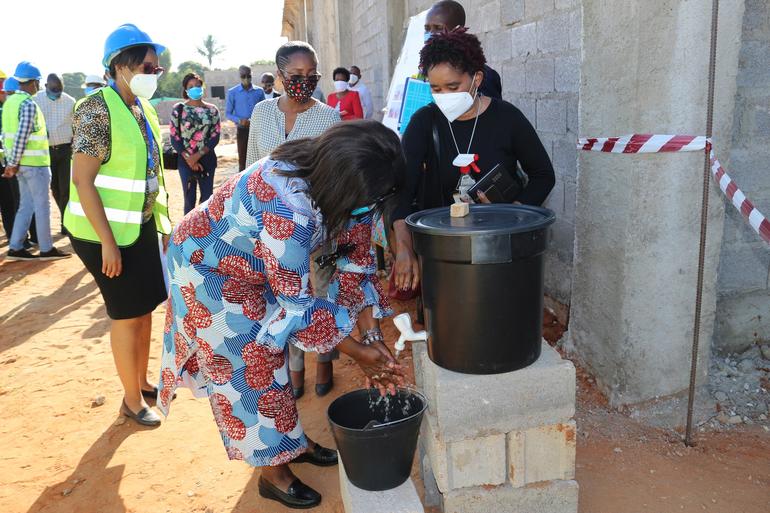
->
[406, 204, 556, 374]
[327, 388, 427, 491]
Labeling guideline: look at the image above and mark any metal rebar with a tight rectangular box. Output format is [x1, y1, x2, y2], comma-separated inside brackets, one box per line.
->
[685, 0, 720, 448]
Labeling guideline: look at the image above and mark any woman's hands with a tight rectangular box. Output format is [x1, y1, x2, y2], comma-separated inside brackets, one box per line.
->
[338, 337, 404, 396]
[101, 241, 122, 278]
[184, 152, 203, 172]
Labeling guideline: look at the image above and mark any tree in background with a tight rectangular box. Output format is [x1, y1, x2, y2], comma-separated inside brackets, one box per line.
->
[197, 35, 225, 67]
[62, 72, 86, 100]
[154, 50, 210, 99]
[250, 60, 276, 68]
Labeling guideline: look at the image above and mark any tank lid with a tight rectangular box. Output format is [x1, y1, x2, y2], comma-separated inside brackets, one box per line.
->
[406, 204, 555, 236]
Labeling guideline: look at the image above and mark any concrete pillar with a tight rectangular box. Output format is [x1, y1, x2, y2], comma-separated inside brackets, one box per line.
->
[570, 0, 745, 406]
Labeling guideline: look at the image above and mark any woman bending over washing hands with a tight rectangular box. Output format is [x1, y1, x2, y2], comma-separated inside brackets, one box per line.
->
[158, 120, 405, 509]
[392, 28, 555, 291]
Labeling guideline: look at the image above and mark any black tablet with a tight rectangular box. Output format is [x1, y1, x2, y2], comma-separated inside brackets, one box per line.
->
[467, 163, 524, 203]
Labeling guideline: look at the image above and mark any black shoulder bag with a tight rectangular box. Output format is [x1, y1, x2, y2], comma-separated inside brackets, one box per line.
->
[162, 103, 184, 170]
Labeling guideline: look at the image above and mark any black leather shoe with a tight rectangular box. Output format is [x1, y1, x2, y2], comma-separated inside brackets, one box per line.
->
[120, 400, 161, 427]
[314, 376, 333, 397]
[293, 386, 305, 399]
[294, 443, 338, 467]
[258, 477, 321, 509]
[141, 386, 175, 403]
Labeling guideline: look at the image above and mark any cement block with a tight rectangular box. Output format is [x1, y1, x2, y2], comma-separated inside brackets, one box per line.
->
[503, 59, 526, 94]
[536, 98, 567, 134]
[442, 480, 578, 513]
[536, 12, 570, 54]
[418, 444, 442, 509]
[421, 407, 507, 492]
[555, 53, 580, 92]
[511, 22, 537, 57]
[507, 421, 576, 487]
[485, 28, 513, 63]
[568, 9, 581, 49]
[524, 57, 555, 92]
[502, 0, 525, 25]
[525, 0, 555, 20]
[418, 341, 576, 443]
[339, 460, 424, 513]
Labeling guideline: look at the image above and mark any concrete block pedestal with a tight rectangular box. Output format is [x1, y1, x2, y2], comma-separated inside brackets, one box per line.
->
[338, 460, 424, 513]
[414, 340, 579, 513]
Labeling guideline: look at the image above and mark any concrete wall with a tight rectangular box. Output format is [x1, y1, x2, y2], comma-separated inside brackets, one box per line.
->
[715, 0, 770, 353]
[569, 0, 744, 405]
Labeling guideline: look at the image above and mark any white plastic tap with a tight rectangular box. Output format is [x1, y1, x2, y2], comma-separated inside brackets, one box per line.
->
[393, 313, 427, 356]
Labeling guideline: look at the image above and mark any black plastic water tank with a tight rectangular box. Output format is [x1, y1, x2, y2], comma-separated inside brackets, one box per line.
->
[406, 204, 556, 374]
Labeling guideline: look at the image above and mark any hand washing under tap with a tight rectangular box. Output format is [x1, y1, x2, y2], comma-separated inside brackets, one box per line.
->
[392, 313, 427, 358]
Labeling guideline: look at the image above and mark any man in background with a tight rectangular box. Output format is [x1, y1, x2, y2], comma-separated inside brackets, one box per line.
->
[424, 0, 503, 99]
[226, 65, 265, 171]
[3, 62, 69, 261]
[34, 73, 75, 234]
[260, 72, 281, 99]
[348, 65, 373, 119]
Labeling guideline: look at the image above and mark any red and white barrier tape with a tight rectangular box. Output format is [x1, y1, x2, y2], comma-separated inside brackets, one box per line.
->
[576, 134, 770, 245]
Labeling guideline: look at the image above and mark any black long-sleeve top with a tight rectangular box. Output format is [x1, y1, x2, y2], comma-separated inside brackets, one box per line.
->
[393, 98, 555, 222]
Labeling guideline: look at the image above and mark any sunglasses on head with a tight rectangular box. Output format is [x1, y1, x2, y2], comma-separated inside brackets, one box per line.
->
[351, 188, 398, 217]
[140, 63, 164, 76]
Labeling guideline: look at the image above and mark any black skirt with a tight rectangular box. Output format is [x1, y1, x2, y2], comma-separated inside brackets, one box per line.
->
[70, 220, 167, 320]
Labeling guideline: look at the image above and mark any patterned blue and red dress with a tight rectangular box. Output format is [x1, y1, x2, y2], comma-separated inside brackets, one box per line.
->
[157, 158, 391, 467]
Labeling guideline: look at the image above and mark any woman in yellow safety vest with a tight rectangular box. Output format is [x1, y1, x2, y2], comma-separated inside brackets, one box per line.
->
[63, 24, 171, 426]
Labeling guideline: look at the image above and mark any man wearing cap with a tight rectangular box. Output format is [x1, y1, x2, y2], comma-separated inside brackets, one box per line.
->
[2, 62, 70, 261]
[83, 74, 107, 95]
[34, 73, 76, 235]
[226, 65, 265, 171]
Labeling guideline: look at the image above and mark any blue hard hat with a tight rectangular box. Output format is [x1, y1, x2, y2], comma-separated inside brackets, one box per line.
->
[102, 23, 166, 68]
[13, 61, 42, 81]
[3, 77, 20, 92]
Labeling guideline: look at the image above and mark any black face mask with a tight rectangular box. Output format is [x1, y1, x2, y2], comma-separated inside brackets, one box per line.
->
[280, 72, 319, 103]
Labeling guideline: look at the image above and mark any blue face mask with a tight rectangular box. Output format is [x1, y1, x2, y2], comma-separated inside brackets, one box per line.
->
[47, 89, 62, 101]
[187, 86, 204, 100]
[84, 86, 97, 95]
[424, 31, 432, 43]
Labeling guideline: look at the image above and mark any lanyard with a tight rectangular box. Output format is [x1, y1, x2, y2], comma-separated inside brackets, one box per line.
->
[447, 97, 482, 158]
[111, 85, 155, 170]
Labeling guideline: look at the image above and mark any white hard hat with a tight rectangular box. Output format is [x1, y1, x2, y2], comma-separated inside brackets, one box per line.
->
[83, 74, 106, 87]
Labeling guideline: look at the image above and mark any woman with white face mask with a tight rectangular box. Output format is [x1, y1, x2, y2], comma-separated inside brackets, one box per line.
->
[326, 67, 364, 120]
[63, 24, 172, 427]
[391, 28, 555, 292]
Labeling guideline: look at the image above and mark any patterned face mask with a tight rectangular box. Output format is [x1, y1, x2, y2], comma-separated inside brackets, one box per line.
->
[280, 71, 320, 103]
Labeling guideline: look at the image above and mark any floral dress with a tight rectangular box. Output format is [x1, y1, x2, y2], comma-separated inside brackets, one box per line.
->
[158, 158, 391, 467]
[168, 102, 221, 157]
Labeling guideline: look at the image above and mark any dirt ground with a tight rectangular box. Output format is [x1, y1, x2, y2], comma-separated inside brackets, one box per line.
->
[1, 145, 769, 513]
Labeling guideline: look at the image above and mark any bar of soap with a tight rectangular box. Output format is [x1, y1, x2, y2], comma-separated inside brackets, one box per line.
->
[450, 202, 470, 217]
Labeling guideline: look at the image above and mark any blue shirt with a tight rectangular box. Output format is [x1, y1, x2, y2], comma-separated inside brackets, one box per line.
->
[225, 84, 265, 123]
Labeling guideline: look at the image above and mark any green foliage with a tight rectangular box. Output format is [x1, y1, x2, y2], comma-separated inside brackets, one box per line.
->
[62, 72, 86, 100]
[250, 60, 276, 67]
[177, 61, 209, 77]
[196, 35, 226, 67]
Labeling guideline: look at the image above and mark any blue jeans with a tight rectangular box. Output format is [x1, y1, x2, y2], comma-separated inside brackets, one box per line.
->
[178, 159, 215, 214]
[10, 166, 53, 252]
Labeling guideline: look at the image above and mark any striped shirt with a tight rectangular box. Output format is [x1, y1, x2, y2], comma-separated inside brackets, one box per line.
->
[34, 91, 75, 146]
[245, 97, 340, 167]
[7, 96, 39, 167]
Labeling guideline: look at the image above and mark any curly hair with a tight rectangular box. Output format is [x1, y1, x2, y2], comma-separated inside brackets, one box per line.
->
[419, 28, 486, 76]
[332, 67, 351, 81]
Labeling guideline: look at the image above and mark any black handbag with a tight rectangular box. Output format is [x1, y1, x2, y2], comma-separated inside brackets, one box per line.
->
[162, 104, 184, 170]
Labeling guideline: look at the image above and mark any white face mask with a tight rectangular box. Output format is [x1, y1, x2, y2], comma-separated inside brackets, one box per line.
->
[124, 71, 158, 99]
[333, 80, 349, 92]
[432, 76, 480, 122]
[348, 74, 360, 86]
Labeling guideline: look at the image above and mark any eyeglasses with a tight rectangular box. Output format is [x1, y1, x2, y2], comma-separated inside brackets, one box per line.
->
[351, 188, 399, 217]
[141, 63, 165, 76]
